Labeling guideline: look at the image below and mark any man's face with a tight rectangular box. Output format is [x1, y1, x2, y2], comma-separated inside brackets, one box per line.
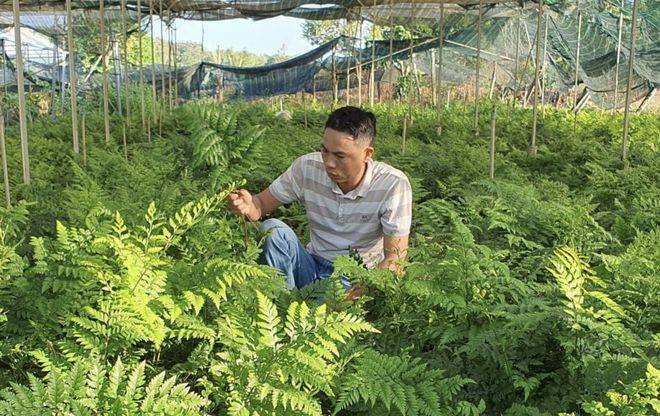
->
[321, 128, 374, 192]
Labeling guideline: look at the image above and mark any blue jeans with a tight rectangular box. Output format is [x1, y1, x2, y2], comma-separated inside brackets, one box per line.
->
[258, 219, 339, 289]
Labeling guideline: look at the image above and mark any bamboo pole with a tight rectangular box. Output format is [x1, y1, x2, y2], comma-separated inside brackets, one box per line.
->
[541, 15, 549, 108]
[369, 0, 376, 107]
[66, 0, 79, 155]
[113, 36, 122, 115]
[332, 44, 337, 105]
[121, 0, 131, 127]
[50, 35, 58, 117]
[358, 14, 363, 106]
[574, 3, 582, 112]
[346, 20, 357, 105]
[81, 114, 87, 166]
[0, 106, 10, 207]
[173, 23, 178, 105]
[473, 0, 483, 137]
[122, 123, 128, 160]
[149, 0, 157, 134]
[489, 62, 497, 99]
[167, 16, 173, 110]
[530, 0, 543, 156]
[489, 109, 496, 179]
[302, 89, 308, 128]
[1, 39, 6, 97]
[158, 0, 165, 137]
[138, 0, 146, 132]
[431, 49, 437, 106]
[511, 12, 521, 110]
[387, 0, 394, 119]
[621, 0, 640, 165]
[12, 0, 30, 184]
[613, 0, 624, 111]
[312, 74, 317, 101]
[436, 3, 444, 136]
[100, 0, 111, 145]
[59, 37, 66, 113]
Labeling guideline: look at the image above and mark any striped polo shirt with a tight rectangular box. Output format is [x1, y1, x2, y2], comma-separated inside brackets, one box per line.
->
[269, 152, 412, 268]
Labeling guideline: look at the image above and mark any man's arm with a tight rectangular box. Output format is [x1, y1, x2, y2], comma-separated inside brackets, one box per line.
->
[227, 188, 282, 221]
[377, 234, 409, 274]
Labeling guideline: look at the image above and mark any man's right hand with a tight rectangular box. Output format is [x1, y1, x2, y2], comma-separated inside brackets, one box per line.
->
[227, 189, 254, 219]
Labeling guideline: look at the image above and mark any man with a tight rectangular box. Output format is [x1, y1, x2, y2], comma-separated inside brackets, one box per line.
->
[228, 106, 412, 293]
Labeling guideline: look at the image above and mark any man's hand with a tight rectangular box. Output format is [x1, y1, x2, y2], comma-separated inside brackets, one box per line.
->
[226, 188, 282, 222]
[227, 189, 256, 220]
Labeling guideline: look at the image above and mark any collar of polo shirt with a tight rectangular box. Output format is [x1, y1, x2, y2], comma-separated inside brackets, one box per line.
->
[331, 159, 374, 200]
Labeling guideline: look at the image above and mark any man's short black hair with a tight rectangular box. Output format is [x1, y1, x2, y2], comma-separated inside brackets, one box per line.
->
[325, 106, 376, 147]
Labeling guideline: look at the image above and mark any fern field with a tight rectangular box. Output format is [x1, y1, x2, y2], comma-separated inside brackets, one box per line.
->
[0, 100, 658, 415]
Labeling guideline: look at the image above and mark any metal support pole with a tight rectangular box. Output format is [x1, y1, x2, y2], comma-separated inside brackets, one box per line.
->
[13, 0, 31, 184]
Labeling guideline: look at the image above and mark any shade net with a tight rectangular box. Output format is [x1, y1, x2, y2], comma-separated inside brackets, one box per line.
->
[0, 0, 656, 108]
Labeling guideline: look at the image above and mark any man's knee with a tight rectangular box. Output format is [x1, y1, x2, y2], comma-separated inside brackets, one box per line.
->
[260, 219, 296, 245]
[260, 218, 287, 232]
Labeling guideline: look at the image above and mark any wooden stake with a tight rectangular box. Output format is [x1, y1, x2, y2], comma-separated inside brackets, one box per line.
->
[12, 0, 30, 184]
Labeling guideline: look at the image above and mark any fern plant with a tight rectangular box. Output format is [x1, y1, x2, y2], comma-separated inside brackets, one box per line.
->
[0, 357, 209, 415]
[582, 363, 659, 416]
[177, 103, 265, 191]
[334, 349, 485, 416]
[208, 291, 377, 415]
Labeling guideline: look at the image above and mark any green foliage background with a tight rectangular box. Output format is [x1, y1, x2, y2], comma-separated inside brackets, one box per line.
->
[0, 98, 657, 415]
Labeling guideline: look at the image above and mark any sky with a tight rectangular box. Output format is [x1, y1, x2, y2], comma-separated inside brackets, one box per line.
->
[170, 16, 315, 57]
